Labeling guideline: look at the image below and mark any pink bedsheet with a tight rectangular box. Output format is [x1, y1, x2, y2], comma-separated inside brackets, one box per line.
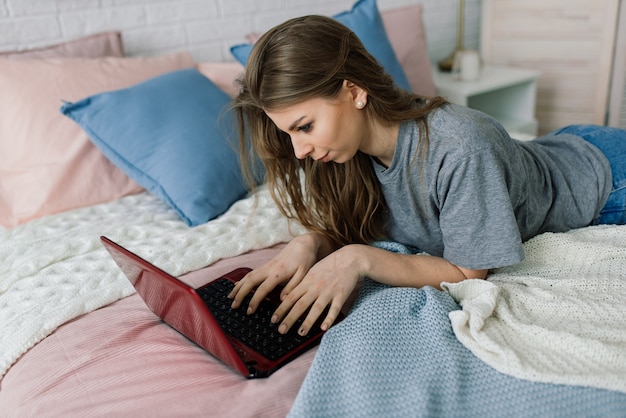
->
[0, 244, 315, 417]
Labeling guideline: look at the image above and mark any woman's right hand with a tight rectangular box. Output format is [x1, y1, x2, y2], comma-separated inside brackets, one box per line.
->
[227, 233, 331, 314]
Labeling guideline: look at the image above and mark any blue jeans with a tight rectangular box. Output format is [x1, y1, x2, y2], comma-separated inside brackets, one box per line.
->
[553, 125, 626, 225]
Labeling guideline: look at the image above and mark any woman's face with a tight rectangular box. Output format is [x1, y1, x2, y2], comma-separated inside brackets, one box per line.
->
[265, 81, 369, 164]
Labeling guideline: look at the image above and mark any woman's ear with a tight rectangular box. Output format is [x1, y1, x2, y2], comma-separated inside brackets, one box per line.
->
[343, 80, 368, 109]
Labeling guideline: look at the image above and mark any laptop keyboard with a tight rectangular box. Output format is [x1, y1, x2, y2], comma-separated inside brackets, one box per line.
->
[197, 278, 309, 361]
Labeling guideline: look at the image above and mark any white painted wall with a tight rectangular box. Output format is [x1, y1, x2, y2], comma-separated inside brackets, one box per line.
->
[0, 0, 481, 65]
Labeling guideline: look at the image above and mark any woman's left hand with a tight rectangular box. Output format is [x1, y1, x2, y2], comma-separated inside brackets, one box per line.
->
[271, 244, 363, 336]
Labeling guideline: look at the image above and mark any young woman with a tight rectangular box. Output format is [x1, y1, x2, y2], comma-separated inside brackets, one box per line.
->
[229, 15, 626, 337]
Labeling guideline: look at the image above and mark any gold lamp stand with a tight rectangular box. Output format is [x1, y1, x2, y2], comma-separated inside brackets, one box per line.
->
[438, 0, 465, 72]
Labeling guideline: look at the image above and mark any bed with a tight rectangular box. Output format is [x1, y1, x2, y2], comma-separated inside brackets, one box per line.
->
[1, 1, 626, 417]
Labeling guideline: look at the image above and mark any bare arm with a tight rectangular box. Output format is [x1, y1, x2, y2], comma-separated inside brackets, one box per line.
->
[347, 243, 488, 290]
[232, 237, 487, 336]
[271, 243, 487, 335]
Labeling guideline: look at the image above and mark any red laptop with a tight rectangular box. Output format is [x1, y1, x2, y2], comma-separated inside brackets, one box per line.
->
[101, 235, 338, 378]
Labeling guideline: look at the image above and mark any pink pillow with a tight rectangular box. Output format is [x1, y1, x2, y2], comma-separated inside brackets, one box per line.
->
[0, 52, 195, 228]
[244, 4, 435, 96]
[196, 61, 245, 98]
[0, 31, 124, 59]
[380, 4, 436, 96]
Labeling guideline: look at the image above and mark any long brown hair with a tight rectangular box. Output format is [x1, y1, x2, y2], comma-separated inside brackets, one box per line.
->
[233, 15, 446, 248]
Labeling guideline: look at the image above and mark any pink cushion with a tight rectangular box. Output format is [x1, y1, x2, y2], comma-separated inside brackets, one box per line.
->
[0, 53, 195, 228]
[244, 4, 435, 96]
[0, 31, 124, 59]
[381, 3, 436, 96]
[195, 61, 245, 98]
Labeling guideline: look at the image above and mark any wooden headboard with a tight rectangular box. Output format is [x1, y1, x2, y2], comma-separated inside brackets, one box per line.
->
[480, 0, 623, 134]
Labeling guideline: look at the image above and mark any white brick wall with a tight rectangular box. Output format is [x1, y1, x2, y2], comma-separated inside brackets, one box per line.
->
[0, 0, 481, 64]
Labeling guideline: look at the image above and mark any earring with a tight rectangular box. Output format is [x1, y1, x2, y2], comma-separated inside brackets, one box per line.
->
[357, 101, 365, 109]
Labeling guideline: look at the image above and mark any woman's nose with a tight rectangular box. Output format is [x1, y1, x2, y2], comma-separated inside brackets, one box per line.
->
[291, 137, 314, 159]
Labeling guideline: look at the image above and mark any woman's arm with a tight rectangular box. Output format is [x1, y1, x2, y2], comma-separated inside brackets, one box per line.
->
[351, 243, 488, 288]
[269, 243, 487, 336]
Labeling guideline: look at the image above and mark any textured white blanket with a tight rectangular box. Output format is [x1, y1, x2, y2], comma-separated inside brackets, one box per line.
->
[443, 225, 626, 394]
[0, 187, 304, 378]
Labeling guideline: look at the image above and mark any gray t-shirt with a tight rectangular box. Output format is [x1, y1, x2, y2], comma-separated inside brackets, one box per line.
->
[372, 104, 612, 270]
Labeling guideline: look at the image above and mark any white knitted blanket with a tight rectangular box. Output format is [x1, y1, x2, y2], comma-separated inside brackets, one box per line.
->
[443, 225, 626, 393]
[0, 186, 304, 379]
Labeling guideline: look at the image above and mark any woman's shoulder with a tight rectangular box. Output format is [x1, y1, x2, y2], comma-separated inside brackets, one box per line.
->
[426, 103, 513, 153]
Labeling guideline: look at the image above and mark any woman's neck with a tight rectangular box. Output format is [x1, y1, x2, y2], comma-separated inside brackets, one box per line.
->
[364, 121, 399, 168]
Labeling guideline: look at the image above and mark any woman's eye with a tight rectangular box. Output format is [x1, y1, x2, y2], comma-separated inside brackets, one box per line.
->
[297, 123, 312, 133]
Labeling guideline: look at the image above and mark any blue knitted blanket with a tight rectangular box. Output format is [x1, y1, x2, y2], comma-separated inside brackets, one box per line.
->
[288, 242, 626, 417]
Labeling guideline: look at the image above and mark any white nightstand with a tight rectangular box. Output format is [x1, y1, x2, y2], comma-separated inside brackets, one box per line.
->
[432, 65, 540, 136]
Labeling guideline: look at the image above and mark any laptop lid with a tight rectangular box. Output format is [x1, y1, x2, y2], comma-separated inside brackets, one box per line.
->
[100, 235, 329, 378]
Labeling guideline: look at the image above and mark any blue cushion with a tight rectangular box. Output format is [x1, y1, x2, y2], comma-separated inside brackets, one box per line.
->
[61, 68, 261, 227]
[230, 0, 411, 91]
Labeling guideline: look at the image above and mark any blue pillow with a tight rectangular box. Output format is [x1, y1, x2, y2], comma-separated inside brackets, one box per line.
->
[230, 0, 411, 91]
[61, 68, 262, 227]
